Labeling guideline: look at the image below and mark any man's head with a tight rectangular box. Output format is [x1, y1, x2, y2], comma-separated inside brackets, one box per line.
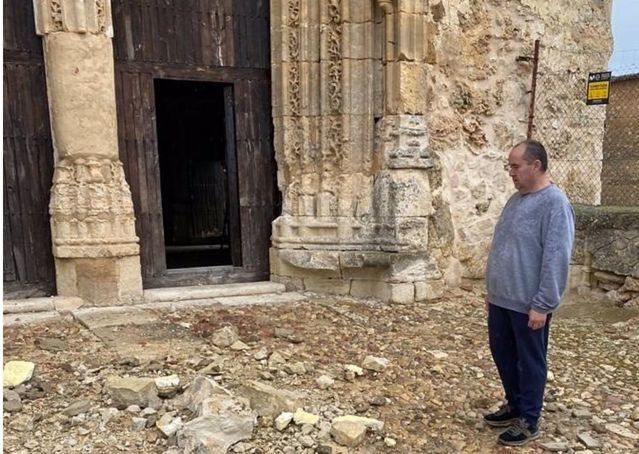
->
[507, 140, 549, 193]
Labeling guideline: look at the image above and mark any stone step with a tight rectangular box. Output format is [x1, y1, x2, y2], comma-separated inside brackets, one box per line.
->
[3, 298, 54, 314]
[72, 306, 160, 330]
[3, 311, 61, 327]
[143, 281, 286, 303]
[3, 297, 83, 314]
[138, 291, 306, 312]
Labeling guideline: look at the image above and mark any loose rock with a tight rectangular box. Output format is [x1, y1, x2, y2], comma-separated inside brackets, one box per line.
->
[3, 361, 35, 387]
[211, 326, 239, 348]
[293, 408, 319, 426]
[330, 420, 366, 447]
[105, 376, 161, 410]
[362, 356, 390, 372]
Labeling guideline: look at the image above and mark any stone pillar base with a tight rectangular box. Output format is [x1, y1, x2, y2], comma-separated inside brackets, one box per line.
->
[55, 256, 143, 306]
[270, 247, 446, 304]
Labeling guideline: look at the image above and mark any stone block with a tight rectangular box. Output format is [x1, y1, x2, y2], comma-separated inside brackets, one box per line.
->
[341, 266, 386, 281]
[340, 251, 392, 268]
[387, 255, 442, 282]
[399, 62, 427, 114]
[56, 256, 142, 306]
[279, 249, 340, 271]
[270, 274, 304, 292]
[389, 283, 415, 304]
[567, 265, 591, 293]
[350, 280, 391, 301]
[342, 22, 375, 60]
[415, 280, 446, 301]
[303, 277, 351, 295]
[73, 258, 119, 306]
[397, 12, 426, 62]
[372, 171, 433, 218]
[271, 249, 341, 279]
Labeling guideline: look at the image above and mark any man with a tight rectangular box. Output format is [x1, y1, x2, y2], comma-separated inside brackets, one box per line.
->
[484, 140, 575, 446]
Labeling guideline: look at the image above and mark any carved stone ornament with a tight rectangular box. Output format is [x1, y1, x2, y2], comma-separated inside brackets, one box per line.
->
[49, 157, 139, 258]
[33, 0, 113, 36]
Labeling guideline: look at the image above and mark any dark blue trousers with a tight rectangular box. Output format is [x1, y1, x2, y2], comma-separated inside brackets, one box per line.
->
[488, 304, 552, 426]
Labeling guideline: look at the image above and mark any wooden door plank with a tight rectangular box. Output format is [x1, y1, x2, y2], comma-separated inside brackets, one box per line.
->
[224, 85, 242, 266]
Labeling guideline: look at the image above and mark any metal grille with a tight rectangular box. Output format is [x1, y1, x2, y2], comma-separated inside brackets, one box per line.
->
[529, 45, 639, 206]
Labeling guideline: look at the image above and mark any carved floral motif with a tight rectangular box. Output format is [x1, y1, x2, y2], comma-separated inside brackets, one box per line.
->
[49, 157, 139, 256]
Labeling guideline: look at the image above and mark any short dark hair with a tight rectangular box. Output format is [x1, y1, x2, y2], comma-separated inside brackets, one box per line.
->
[514, 139, 548, 172]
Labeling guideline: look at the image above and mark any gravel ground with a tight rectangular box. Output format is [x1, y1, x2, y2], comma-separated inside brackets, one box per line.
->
[3, 284, 639, 453]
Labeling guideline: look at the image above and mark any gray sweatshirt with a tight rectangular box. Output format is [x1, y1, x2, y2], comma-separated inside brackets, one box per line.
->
[486, 184, 575, 315]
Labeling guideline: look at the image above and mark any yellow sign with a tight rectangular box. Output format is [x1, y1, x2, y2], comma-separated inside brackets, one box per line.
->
[586, 72, 611, 105]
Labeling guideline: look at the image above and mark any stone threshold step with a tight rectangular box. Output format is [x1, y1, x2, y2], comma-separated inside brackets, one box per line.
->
[143, 281, 286, 303]
[3, 297, 83, 314]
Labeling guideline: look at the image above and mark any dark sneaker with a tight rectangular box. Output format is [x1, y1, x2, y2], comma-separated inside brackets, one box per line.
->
[484, 404, 520, 427]
[498, 418, 540, 446]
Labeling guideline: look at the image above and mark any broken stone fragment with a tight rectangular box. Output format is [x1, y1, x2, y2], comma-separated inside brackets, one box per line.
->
[577, 432, 601, 449]
[253, 348, 269, 361]
[293, 408, 319, 426]
[154, 374, 180, 397]
[3, 361, 36, 387]
[362, 356, 389, 372]
[343, 364, 364, 381]
[384, 437, 397, 447]
[330, 420, 366, 447]
[173, 376, 231, 415]
[236, 380, 303, 417]
[316, 375, 335, 389]
[131, 417, 147, 431]
[156, 412, 183, 437]
[332, 415, 384, 432]
[62, 399, 92, 417]
[538, 441, 569, 452]
[274, 327, 302, 343]
[230, 340, 250, 351]
[275, 412, 293, 431]
[3, 400, 23, 412]
[177, 412, 255, 453]
[104, 376, 161, 410]
[605, 423, 639, 440]
[211, 326, 239, 348]
[268, 351, 286, 366]
[283, 362, 306, 375]
[34, 337, 67, 353]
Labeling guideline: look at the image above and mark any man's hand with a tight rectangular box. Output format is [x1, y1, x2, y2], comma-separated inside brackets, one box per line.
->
[528, 308, 547, 330]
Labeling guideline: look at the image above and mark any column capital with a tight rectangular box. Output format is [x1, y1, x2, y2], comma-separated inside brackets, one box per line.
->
[33, 0, 113, 36]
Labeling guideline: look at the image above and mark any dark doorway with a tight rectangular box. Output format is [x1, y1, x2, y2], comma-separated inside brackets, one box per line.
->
[154, 79, 241, 269]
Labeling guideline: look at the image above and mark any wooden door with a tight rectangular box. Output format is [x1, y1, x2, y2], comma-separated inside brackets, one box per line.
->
[112, 0, 277, 287]
[3, 0, 56, 298]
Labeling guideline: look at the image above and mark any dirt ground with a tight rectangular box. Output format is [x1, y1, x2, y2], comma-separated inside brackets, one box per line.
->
[3, 284, 639, 453]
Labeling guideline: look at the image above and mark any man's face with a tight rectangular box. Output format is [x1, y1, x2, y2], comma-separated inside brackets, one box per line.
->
[507, 145, 540, 193]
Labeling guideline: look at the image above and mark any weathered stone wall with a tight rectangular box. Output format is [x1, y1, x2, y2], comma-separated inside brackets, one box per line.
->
[601, 75, 639, 206]
[270, 0, 612, 301]
[422, 0, 612, 278]
[568, 205, 639, 307]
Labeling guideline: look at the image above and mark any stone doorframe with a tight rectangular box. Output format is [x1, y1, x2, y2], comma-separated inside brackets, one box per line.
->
[269, 0, 455, 303]
[33, 0, 143, 306]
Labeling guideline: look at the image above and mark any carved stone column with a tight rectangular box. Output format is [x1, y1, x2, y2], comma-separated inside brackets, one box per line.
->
[270, 0, 449, 303]
[34, 0, 143, 305]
